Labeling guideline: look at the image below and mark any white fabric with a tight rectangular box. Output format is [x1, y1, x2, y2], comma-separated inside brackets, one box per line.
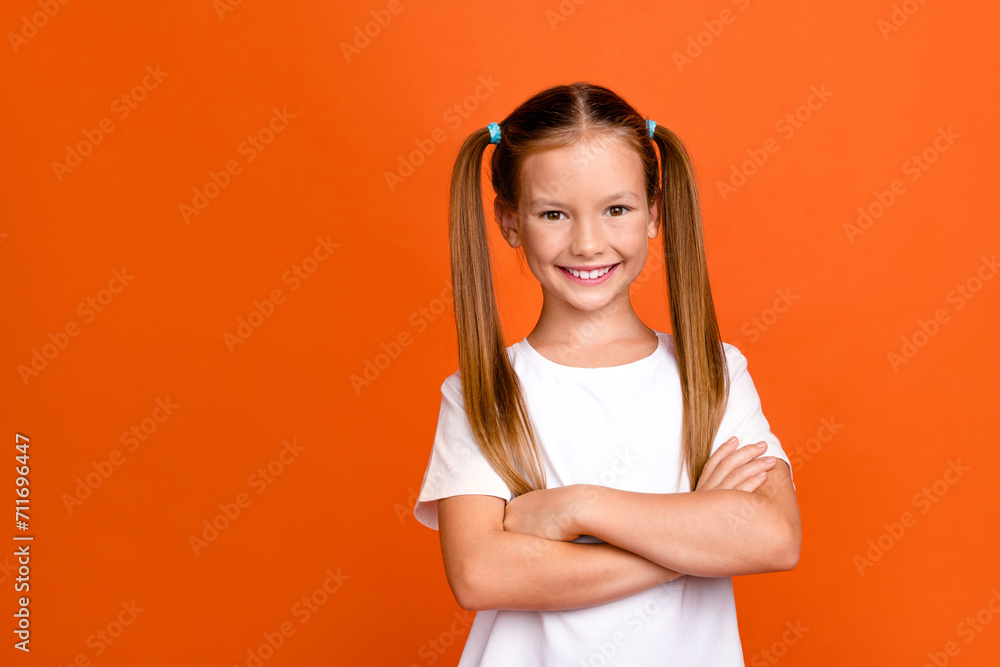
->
[414, 330, 793, 666]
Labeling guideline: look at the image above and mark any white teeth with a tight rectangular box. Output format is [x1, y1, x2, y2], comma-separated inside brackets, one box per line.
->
[567, 265, 613, 279]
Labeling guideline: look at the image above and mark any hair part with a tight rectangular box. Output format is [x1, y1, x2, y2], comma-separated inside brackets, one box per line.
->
[447, 81, 729, 495]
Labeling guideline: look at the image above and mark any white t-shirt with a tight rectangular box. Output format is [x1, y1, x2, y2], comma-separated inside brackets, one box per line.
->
[414, 330, 794, 667]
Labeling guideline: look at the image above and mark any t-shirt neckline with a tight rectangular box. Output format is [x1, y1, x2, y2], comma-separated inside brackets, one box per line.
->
[518, 330, 667, 374]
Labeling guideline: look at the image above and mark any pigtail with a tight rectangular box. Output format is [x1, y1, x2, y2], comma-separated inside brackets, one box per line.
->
[443, 81, 723, 497]
[448, 127, 547, 498]
[650, 125, 730, 492]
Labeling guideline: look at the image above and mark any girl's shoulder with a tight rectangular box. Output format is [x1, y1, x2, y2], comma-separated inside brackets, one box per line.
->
[656, 333, 750, 377]
[438, 340, 519, 386]
[437, 333, 748, 387]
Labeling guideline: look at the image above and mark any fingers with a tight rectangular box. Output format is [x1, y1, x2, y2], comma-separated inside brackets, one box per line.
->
[701, 438, 757, 489]
[730, 463, 774, 492]
[697, 437, 739, 490]
[722, 456, 777, 492]
[701, 440, 777, 491]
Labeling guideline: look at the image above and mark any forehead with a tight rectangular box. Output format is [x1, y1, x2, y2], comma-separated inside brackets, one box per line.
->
[520, 135, 644, 204]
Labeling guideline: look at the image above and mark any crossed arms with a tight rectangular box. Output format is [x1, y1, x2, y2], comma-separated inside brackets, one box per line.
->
[437, 437, 801, 612]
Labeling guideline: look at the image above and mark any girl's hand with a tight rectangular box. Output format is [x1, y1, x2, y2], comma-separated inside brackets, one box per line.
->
[502, 485, 587, 542]
[695, 436, 777, 493]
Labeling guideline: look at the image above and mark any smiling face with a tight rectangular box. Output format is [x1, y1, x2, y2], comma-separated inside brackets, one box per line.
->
[496, 134, 660, 322]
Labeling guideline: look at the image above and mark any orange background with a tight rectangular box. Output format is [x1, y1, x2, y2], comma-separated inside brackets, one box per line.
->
[2, 0, 999, 665]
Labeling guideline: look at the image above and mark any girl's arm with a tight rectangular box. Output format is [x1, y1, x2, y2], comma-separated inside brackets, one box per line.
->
[503, 437, 801, 578]
[437, 493, 683, 612]
[574, 458, 800, 577]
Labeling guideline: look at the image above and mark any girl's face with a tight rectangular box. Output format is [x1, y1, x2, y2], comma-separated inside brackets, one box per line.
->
[497, 135, 659, 318]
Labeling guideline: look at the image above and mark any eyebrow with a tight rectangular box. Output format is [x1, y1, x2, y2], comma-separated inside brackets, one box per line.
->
[528, 190, 641, 208]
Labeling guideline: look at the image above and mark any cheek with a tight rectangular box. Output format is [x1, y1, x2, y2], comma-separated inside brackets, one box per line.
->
[624, 236, 650, 264]
[609, 225, 648, 250]
[522, 230, 559, 258]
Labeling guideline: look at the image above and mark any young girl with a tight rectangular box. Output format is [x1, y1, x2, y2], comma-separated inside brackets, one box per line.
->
[414, 81, 801, 666]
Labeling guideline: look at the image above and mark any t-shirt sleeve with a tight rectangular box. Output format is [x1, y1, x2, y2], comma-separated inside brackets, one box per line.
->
[413, 373, 514, 531]
[711, 344, 795, 491]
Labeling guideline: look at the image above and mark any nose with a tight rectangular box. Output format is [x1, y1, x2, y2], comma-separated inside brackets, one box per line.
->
[569, 215, 606, 257]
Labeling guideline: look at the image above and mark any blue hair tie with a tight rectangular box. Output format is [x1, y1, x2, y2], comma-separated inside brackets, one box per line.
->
[646, 119, 657, 138]
[487, 122, 501, 144]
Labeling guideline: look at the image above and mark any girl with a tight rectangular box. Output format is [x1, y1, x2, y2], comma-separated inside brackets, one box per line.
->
[414, 81, 801, 666]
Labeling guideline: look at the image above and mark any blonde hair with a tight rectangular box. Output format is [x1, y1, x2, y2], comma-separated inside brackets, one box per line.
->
[447, 81, 729, 495]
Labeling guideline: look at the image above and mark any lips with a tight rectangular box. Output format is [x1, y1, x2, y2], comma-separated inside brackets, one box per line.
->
[559, 264, 614, 271]
[559, 263, 619, 282]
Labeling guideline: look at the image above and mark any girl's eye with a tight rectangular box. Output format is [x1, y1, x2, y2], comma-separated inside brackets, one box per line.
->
[608, 206, 628, 217]
[542, 211, 564, 221]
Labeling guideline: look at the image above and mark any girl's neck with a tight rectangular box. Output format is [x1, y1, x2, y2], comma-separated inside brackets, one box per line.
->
[526, 298, 658, 365]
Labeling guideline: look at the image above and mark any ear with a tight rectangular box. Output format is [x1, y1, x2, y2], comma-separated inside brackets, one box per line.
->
[647, 198, 661, 239]
[495, 197, 521, 248]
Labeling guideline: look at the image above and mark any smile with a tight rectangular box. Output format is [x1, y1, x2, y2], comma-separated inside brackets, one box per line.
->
[559, 263, 619, 283]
